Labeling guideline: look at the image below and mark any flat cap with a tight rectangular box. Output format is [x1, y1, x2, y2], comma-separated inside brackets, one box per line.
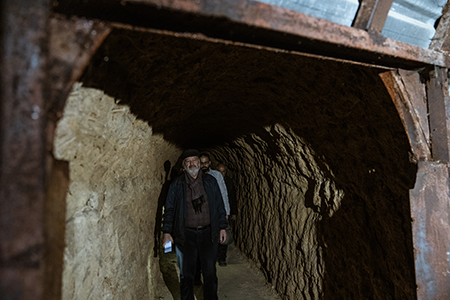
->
[180, 149, 200, 161]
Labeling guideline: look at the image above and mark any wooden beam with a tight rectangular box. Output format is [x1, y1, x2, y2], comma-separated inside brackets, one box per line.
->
[0, 2, 109, 298]
[54, 0, 450, 69]
[379, 69, 431, 161]
[0, 1, 50, 298]
[352, 0, 394, 32]
[410, 161, 450, 300]
[426, 66, 450, 162]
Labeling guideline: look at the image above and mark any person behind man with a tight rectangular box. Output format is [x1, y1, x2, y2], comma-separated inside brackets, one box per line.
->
[216, 163, 238, 266]
[162, 149, 228, 300]
[199, 153, 230, 217]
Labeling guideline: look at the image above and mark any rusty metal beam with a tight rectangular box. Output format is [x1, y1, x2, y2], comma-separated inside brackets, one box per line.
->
[54, 0, 450, 69]
[425, 66, 450, 162]
[352, 0, 394, 32]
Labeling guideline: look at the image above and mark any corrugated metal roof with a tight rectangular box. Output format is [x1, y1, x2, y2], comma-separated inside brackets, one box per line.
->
[256, 0, 447, 48]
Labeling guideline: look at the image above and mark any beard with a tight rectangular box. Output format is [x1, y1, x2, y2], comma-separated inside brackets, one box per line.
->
[201, 166, 209, 172]
[186, 165, 200, 176]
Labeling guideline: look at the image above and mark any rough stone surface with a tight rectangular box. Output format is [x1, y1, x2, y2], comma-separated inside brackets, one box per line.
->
[210, 125, 343, 299]
[54, 83, 180, 300]
[207, 121, 418, 300]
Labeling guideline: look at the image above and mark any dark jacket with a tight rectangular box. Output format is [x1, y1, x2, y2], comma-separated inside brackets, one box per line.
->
[161, 173, 228, 246]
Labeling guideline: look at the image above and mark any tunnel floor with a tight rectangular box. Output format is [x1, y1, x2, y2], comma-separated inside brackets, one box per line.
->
[159, 243, 281, 299]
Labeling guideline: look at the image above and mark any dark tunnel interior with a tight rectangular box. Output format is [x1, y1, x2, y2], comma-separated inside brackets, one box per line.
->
[76, 28, 419, 299]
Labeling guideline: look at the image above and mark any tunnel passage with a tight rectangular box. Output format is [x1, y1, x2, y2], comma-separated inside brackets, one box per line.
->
[55, 27, 419, 300]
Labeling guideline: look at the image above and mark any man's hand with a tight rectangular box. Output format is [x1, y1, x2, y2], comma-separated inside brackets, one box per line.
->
[163, 233, 173, 246]
[219, 229, 227, 244]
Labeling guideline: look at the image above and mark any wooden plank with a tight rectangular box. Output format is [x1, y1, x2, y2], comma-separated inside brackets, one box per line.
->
[0, 1, 50, 298]
[352, 0, 394, 32]
[0, 4, 110, 299]
[54, 0, 450, 69]
[410, 161, 450, 300]
[426, 66, 450, 162]
[379, 70, 431, 161]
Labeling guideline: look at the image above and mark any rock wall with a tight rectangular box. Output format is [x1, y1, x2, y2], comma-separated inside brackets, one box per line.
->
[210, 125, 343, 299]
[208, 121, 417, 300]
[54, 83, 180, 300]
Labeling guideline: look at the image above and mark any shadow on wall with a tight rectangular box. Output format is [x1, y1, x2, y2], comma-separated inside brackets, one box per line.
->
[81, 29, 418, 299]
[153, 160, 172, 258]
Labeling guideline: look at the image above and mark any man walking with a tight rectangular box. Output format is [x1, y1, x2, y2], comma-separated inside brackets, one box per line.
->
[162, 149, 228, 300]
[199, 153, 230, 216]
[217, 163, 238, 266]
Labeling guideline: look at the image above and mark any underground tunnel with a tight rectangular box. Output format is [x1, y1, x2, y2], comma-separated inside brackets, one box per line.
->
[52, 26, 419, 299]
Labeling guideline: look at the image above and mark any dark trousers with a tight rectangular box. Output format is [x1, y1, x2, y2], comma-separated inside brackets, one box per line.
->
[181, 226, 219, 300]
[217, 243, 228, 262]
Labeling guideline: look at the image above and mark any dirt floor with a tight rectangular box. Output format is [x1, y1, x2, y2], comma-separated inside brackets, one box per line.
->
[158, 243, 281, 300]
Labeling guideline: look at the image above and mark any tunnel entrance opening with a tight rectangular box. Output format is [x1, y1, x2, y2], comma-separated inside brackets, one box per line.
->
[54, 26, 419, 299]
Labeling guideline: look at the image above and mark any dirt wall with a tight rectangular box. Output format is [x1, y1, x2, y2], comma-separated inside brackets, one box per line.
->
[209, 124, 343, 299]
[54, 83, 180, 300]
[208, 120, 417, 300]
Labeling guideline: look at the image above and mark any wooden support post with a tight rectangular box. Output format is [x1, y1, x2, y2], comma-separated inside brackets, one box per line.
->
[0, 2, 109, 299]
[425, 66, 450, 162]
[352, 0, 395, 32]
[379, 69, 431, 161]
[0, 1, 50, 298]
[410, 161, 450, 300]
[381, 66, 450, 299]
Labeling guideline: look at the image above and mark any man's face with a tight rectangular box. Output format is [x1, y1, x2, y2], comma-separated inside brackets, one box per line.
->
[218, 165, 227, 178]
[200, 156, 211, 172]
[183, 156, 200, 176]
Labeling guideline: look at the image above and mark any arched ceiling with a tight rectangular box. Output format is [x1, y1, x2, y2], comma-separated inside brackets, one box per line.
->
[80, 28, 417, 192]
